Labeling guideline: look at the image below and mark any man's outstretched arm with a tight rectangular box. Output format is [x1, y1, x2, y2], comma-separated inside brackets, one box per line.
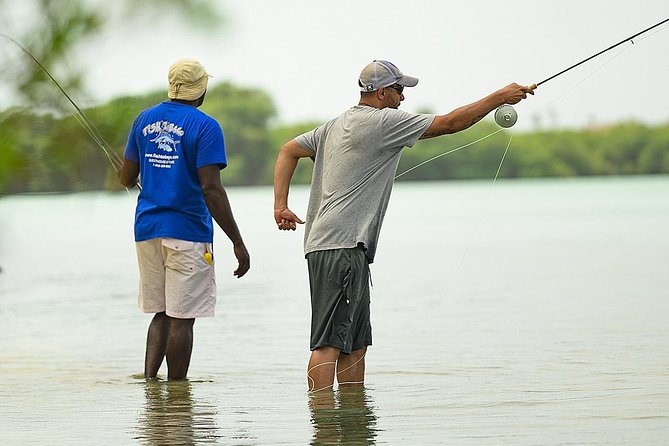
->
[421, 83, 535, 139]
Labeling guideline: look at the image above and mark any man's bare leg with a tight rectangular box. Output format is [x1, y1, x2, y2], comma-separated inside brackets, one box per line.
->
[307, 346, 340, 391]
[166, 317, 195, 380]
[144, 312, 169, 378]
[336, 347, 366, 387]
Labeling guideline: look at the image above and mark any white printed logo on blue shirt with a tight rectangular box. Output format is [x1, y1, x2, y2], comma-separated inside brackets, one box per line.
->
[143, 121, 183, 169]
[150, 130, 180, 153]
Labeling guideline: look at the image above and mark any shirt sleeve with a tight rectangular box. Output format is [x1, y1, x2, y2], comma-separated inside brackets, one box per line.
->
[123, 117, 141, 162]
[295, 128, 319, 155]
[196, 118, 227, 170]
[382, 110, 436, 150]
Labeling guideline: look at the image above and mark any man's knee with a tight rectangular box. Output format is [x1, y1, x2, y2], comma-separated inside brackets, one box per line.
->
[314, 346, 340, 356]
[339, 346, 366, 360]
[168, 316, 195, 328]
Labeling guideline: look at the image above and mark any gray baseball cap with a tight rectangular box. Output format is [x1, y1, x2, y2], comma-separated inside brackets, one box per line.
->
[358, 60, 419, 92]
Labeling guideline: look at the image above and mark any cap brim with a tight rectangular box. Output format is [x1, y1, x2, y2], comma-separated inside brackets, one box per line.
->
[397, 75, 419, 87]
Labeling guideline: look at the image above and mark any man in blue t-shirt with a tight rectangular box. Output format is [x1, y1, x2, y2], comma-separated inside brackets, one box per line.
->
[119, 59, 250, 380]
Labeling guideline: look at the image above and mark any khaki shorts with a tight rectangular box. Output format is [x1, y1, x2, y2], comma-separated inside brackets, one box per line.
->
[136, 238, 216, 319]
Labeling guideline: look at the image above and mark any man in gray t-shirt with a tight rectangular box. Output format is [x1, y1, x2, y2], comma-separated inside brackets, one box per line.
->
[274, 60, 534, 392]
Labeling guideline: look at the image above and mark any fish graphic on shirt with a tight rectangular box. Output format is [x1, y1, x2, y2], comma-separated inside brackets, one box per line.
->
[150, 130, 180, 153]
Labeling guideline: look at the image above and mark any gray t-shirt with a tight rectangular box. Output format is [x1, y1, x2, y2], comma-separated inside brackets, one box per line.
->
[296, 105, 435, 262]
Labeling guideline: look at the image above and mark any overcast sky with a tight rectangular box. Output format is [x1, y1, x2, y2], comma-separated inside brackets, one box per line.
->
[4, 1, 669, 131]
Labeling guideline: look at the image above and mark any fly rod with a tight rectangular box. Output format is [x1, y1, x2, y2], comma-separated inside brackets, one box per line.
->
[494, 17, 669, 128]
[531, 16, 669, 89]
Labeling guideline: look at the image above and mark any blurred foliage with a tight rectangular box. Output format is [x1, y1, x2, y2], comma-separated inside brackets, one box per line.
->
[2, 0, 666, 195]
[0, 0, 222, 110]
[268, 122, 320, 184]
[399, 120, 669, 182]
[200, 83, 276, 185]
[1, 78, 668, 194]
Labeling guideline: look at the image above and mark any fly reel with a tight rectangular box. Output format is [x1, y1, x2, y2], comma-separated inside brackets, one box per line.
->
[494, 104, 518, 128]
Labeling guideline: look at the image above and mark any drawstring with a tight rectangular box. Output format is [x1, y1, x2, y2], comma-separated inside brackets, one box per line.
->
[368, 262, 373, 289]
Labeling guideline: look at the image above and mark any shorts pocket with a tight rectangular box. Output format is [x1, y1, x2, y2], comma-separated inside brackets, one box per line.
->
[162, 238, 197, 272]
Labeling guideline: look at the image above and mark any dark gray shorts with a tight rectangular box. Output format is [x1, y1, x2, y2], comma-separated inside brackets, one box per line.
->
[306, 246, 372, 354]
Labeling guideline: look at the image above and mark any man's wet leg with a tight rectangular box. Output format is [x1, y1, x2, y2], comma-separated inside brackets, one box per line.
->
[144, 312, 169, 378]
[307, 346, 340, 391]
[166, 317, 195, 380]
[337, 347, 366, 387]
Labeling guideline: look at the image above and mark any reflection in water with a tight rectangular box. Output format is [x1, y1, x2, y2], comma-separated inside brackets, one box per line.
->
[309, 387, 378, 445]
[137, 380, 219, 445]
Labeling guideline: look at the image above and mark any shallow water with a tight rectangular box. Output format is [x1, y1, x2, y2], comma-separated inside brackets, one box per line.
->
[1, 176, 668, 444]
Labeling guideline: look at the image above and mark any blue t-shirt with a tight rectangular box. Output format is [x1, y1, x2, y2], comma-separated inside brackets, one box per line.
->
[124, 101, 227, 243]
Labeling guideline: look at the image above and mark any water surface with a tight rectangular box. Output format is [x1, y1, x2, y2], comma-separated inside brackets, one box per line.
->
[1, 176, 667, 444]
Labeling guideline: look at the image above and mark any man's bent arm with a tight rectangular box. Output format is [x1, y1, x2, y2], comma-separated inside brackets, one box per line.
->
[273, 139, 312, 229]
[118, 159, 140, 188]
[421, 83, 535, 139]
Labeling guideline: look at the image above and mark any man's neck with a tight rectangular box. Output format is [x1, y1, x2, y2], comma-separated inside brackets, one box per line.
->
[358, 101, 379, 109]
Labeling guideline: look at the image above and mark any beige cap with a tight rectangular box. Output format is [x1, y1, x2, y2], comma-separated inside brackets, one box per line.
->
[167, 59, 211, 101]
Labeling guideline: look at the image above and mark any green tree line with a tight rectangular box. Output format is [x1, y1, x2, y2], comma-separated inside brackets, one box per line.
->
[1, 81, 668, 194]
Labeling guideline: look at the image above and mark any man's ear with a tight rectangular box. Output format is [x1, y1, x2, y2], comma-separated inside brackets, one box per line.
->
[196, 91, 207, 107]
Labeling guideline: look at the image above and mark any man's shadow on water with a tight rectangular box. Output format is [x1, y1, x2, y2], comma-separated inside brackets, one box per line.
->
[136, 379, 220, 445]
[309, 387, 378, 445]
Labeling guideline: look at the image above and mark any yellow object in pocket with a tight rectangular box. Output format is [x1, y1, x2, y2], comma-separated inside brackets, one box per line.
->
[203, 252, 213, 265]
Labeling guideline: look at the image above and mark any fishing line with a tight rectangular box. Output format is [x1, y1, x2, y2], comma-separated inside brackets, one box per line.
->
[277, 17, 669, 389]
[268, 38, 636, 337]
[267, 20, 669, 373]
[261, 244, 309, 311]
[395, 18, 669, 179]
[307, 361, 337, 392]
[307, 353, 368, 392]
[417, 17, 669, 329]
[275, 19, 669, 388]
[421, 133, 513, 328]
[397, 17, 669, 180]
[418, 42, 634, 325]
[0, 33, 132, 184]
[394, 128, 506, 180]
